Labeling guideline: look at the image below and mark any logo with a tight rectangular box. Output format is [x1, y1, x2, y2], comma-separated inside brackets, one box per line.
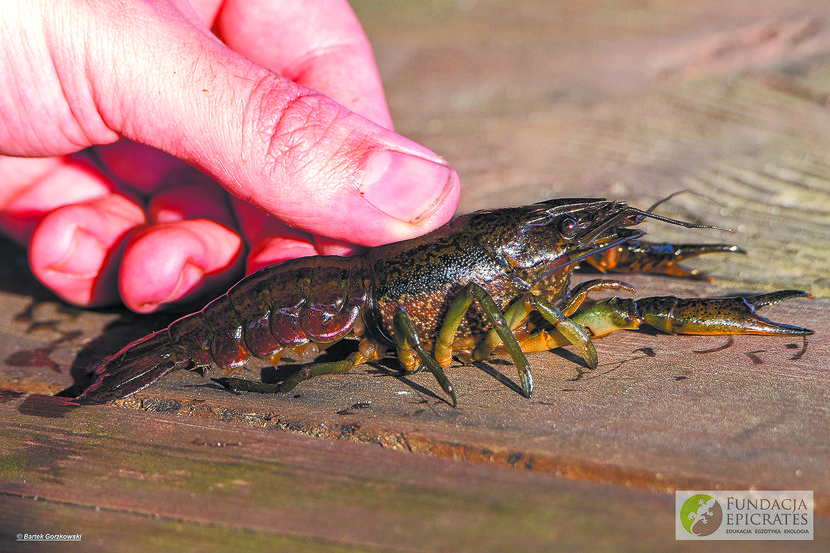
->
[676, 490, 813, 540]
[679, 494, 723, 536]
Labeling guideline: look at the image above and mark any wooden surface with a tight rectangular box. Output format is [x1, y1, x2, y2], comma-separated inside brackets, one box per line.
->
[2, 1, 830, 550]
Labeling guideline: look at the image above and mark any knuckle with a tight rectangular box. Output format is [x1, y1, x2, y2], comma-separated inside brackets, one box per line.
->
[243, 77, 353, 180]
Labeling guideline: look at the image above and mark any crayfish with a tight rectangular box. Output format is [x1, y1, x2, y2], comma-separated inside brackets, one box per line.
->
[75, 197, 813, 406]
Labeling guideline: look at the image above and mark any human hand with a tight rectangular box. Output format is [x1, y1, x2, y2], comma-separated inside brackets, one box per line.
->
[0, 0, 460, 312]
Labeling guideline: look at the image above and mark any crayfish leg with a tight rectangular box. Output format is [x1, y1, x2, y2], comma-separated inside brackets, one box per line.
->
[217, 338, 384, 395]
[469, 295, 532, 364]
[531, 296, 598, 370]
[500, 308, 601, 364]
[559, 279, 635, 316]
[432, 283, 533, 400]
[394, 307, 458, 407]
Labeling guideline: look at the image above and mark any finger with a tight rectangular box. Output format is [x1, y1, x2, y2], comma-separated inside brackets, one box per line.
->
[233, 194, 361, 273]
[214, 0, 392, 127]
[29, 193, 146, 307]
[233, 199, 319, 274]
[146, 178, 236, 224]
[119, 219, 244, 313]
[92, 140, 250, 311]
[119, 182, 244, 313]
[84, 1, 460, 248]
[0, 154, 146, 307]
[313, 236, 363, 257]
[0, 155, 115, 244]
[92, 140, 186, 195]
[203, 0, 389, 267]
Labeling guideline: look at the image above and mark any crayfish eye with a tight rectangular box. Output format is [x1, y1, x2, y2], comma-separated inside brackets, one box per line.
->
[557, 217, 578, 239]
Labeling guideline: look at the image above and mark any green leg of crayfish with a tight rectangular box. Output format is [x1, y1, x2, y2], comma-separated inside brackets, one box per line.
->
[469, 296, 532, 363]
[433, 286, 475, 367]
[470, 281, 626, 370]
[216, 350, 364, 394]
[435, 283, 533, 398]
[498, 280, 631, 363]
[394, 307, 458, 407]
[531, 295, 598, 370]
[277, 352, 364, 392]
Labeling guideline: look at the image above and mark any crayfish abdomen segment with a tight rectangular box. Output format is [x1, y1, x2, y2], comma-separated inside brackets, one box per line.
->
[212, 255, 371, 363]
[226, 264, 281, 360]
[76, 255, 373, 404]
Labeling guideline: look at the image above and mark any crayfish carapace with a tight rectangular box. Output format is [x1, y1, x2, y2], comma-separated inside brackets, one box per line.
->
[75, 198, 813, 406]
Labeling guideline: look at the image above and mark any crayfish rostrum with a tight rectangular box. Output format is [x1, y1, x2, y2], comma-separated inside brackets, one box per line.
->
[75, 198, 813, 406]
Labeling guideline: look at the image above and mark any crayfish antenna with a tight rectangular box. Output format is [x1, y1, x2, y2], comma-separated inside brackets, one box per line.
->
[644, 190, 689, 214]
[636, 190, 734, 232]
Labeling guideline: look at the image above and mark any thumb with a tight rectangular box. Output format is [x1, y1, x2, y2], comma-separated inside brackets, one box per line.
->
[97, 2, 460, 246]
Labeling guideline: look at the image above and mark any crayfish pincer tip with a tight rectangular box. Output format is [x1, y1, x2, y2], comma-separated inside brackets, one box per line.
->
[751, 289, 812, 309]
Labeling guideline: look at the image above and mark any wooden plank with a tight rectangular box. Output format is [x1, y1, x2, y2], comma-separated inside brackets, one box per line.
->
[1, 397, 828, 552]
[2, 1, 830, 549]
[2, 249, 826, 517]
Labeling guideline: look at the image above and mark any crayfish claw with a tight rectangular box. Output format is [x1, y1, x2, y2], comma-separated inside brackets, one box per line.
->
[631, 291, 814, 336]
[662, 294, 813, 336]
[584, 240, 746, 281]
[571, 289, 814, 338]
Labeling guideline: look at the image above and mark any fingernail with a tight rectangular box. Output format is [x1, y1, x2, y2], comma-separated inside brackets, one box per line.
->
[45, 227, 107, 279]
[362, 150, 459, 223]
[134, 261, 205, 313]
[35, 227, 111, 307]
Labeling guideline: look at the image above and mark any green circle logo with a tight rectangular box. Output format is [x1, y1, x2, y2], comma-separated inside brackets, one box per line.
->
[680, 494, 723, 536]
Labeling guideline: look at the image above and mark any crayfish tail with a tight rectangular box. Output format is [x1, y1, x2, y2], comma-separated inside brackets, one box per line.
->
[74, 330, 194, 405]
